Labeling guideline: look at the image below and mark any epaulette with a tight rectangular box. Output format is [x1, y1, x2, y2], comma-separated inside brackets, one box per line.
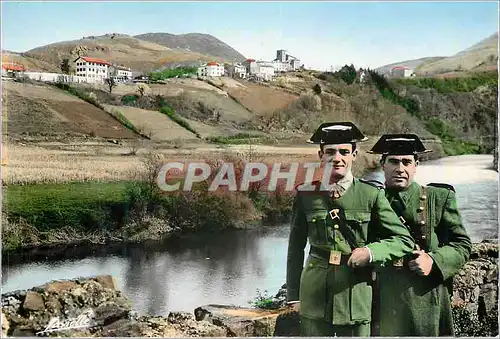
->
[426, 182, 456, 193]
[359, 178, 385, 189]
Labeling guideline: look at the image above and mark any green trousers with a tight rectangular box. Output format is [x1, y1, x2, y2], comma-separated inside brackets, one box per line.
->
[300, 317, 371, 337]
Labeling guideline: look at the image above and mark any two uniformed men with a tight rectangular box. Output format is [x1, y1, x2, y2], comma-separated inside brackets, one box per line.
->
[368, 134, 472, 336]
[286, 123, 471, 337]
[286, 122, 415, 336]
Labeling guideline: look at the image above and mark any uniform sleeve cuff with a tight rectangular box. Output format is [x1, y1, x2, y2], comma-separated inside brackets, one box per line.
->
[364, 246, 373, 263]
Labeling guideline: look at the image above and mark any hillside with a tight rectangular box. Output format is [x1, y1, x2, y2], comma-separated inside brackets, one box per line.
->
[134, 33, 246, 63]
[375, 57, 446, 75]
[2, 81, 140, 141]
[375, 32, 498, 76]
[417, 32, 498, 75]
[6, 33, 240, 74]
[3, 64, 496, 162]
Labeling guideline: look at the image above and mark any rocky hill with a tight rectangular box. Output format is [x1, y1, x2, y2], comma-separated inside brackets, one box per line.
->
[134, 33, 246, 63]
[375, 32, 498, 76]
[5, 33, 246, 74]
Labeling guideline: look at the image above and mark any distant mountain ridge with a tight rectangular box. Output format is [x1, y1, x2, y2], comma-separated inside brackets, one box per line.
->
[134, 32, 246, 63]
[375, 32, 498, 76]
[1, 32, 247, 73]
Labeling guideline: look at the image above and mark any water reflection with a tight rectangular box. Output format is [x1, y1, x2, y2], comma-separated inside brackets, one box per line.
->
[2, 227, 289, 315]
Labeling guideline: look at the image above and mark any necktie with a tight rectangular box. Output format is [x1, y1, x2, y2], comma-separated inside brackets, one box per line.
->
[390, 195, 406, 216]
[330, 183, 345, 200]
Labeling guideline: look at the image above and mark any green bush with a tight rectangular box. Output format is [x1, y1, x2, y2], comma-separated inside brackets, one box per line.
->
[149, 67, 198, 81]
[122, 94, 138, 105]
[158, 105, 200, 137]
[395, 71, 498, 93]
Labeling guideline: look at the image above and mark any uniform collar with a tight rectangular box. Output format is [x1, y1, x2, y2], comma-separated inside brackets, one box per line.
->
[386, 180, 419, 205]
[323, 170, 354, 191]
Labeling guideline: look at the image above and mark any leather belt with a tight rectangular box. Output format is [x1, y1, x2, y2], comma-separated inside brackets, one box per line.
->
[310, 246, 350, 265]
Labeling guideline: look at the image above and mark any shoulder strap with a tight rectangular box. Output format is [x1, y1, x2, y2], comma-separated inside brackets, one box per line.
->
[359, 178, 384, 189]
[427, 182, 455, 193]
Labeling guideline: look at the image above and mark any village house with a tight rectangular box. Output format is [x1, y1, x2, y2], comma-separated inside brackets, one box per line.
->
[225, 62, 247, 78]
[197, 61, 225, 77]
[74, 56, 111, 83]
[108, 64, 133, 82]
[244, 59, 275, 81]
[391, 66, 414, 78]
[1, 62, 26, 78]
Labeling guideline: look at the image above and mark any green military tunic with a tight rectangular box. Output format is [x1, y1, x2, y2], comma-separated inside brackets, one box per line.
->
[286, 177, 415, 336]
[377, 181, 472, 336]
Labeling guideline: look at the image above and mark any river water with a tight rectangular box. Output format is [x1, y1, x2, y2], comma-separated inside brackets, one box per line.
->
[2, 155, 498, 316]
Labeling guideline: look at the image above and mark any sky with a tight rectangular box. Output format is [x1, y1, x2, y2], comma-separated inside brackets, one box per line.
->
[1, 1, 498, 70]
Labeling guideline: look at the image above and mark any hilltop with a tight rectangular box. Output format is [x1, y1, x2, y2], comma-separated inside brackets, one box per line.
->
[134, 33, 246, 63]
[375, 32, 498, 76]
[4, 32, 246, 74]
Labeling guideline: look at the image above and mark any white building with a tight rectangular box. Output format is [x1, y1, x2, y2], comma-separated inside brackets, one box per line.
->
[197, 62, 225, 77]
[272, 60, 290, 73]
[245, 59, 275, 81]
[108, 64, 132, 82]
[274, 49, 301, 71]
[391, 66, 414, 78]
[226, 63, 247, 78]
[74, 56, 110, 83]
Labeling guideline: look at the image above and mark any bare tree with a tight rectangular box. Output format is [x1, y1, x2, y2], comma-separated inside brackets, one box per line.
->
[105, 77, 117, 93]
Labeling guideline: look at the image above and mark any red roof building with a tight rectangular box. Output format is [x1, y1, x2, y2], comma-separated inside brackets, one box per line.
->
[2, 63, 26, 72]
[74, 56, 111, 66]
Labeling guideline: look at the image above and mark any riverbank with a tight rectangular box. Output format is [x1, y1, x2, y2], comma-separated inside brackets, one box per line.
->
[2, 240, 497, 337]
[1, 143, 384, 254]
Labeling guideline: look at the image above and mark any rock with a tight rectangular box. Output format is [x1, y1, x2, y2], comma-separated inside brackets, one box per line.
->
[2, 311, 9, 337]
[94, 275, 117, 290]
[2, 275, 130, 337]
[44, 280, 78, 293]
[274, 310, 300, 336]
[22, 291, 45, 312]
[193, 304, 289, 337]
[167, 312, 228, 337]
[100, 319, 147, 337]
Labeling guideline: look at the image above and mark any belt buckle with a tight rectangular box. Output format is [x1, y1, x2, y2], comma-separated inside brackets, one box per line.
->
[393, 258, 404, 267]
[329, 250, 341, 265]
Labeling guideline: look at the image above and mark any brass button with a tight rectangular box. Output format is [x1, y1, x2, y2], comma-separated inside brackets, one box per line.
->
[419, 220, 426, 225]
[312, 218, 317, 223]
[420, 195, 427, 201]
[417, 207, 424, 212]
[334, 224, 339, 229]
[421, 235, 426, 239]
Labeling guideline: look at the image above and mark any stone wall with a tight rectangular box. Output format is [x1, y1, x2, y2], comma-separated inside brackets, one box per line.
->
[1, 241, 497, 337]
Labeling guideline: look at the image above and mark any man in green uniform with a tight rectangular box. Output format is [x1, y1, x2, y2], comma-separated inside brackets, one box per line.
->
[286, 122, 415, 337]
[368, 134, 472, 336]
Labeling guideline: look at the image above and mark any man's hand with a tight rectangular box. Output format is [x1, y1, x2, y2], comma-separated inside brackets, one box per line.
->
[347, 247, 371, 268]
[408, 250, 433, 276]
[288, 302, 300, 312]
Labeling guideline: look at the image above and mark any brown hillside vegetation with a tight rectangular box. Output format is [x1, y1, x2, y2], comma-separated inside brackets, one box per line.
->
[134, 32, 246, 62]
[1, 52, 60, 73]
[19, 34, 216, 73]
[2, 81, 139, 140]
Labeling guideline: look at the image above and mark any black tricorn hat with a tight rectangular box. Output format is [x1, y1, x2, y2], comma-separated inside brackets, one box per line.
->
[307, 122, 368, 144]
[367, 134, 433, 155]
